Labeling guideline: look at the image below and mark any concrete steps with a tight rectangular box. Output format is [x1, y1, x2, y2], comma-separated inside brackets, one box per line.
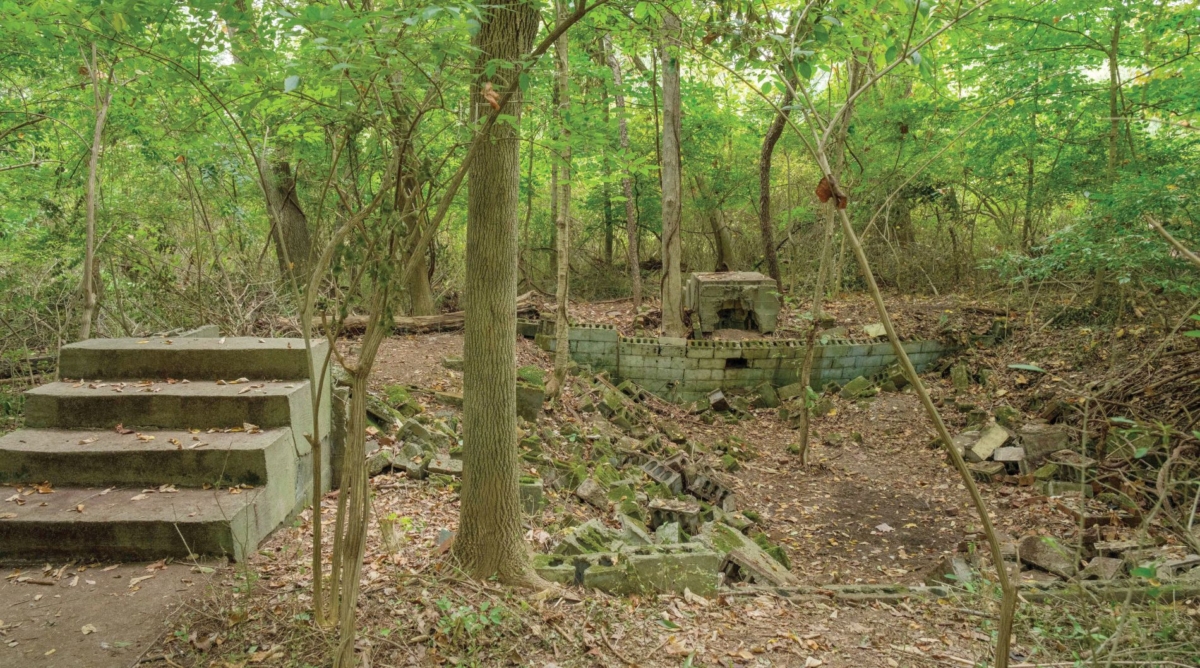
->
[58, 336, 324, 381]
[0, 335, 331, 563]
[0, 428, 291, 488]
[0, 486, 264, 561]
[24, 380, 309, 430]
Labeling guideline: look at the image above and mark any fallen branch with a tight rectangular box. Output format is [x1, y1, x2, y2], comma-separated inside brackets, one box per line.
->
[1147, 215, 1200, 272]
[330, 291, 537, 333]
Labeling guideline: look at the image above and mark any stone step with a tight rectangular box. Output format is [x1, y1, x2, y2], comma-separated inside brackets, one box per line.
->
[0, 427, 293, 488]
[0, 485, 268, 562]
[58, 337, 327, 381]
[25, 381, 311, 430]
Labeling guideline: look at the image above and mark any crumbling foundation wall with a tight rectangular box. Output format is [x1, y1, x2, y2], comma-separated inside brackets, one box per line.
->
[535, 323, 951, 403]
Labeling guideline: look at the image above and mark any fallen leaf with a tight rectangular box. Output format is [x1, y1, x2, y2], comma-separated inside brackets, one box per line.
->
[130, 494, 149, 501]
[81, 624, 97, 635]
[128, 574, 155, 588]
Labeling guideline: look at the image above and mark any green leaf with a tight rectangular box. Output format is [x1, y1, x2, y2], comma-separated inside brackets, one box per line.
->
[658, 618, 680, 630]
[1184, 330, 1200, 338]
[1131, 566, 1156, 579]
[798, 60, 813, 80]
[1134, 447, 1149, 458]
[284, 75, 300, 93]
[1109, 416, 1136, 425]
[1008, 363, 1046, 373]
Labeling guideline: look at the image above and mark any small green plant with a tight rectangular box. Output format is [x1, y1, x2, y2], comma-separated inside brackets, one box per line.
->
[435, 599, 507, 642]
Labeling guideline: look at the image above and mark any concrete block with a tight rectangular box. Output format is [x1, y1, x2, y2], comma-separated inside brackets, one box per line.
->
[58, 337, 329, 382]
[965, 426, 1010, 463]
[0, 485, 266, 562]
[1019, 535, 1079, 578]
[25, 380, 319, 432]
[685, 343, 715, 359]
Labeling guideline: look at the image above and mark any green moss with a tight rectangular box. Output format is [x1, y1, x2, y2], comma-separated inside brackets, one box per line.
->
[518, 365, 546, 388]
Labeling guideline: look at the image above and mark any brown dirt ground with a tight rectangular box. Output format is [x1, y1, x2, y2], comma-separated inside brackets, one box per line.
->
[0, 561, 216, 667]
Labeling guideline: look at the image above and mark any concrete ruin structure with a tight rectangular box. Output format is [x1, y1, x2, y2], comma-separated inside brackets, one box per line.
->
[685, 271, 781, 335]
[0, 329, 332, 561]
[536, 322, 951, 403]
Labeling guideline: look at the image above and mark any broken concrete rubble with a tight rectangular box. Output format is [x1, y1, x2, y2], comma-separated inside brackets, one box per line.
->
[722, 548, 799, 587]
[648, 498, 704, 534]
[575, 477, 609, 510]
[1018, 422, 1069, 463]
[924, 555, 975, 587]
[968, 461, 1005, 482]
[554, 519, 620, 556]
[1019, 535, 1079, 578]
[1078, 557, 1124, 581]
[641, 459, 683, 494]
[426, 453, 462, 476]
[965, 425, 1010, 463]
[838, 376, 876, 399]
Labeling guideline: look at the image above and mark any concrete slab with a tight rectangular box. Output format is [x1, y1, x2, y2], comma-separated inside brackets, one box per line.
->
[0, 428, 290, 487]
[25, 381, 311, 430]
[0, 485, 263, 562]
[58, 337, 328, 381]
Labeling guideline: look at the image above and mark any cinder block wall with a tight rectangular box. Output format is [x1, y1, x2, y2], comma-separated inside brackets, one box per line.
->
[536, 324, 952, 403]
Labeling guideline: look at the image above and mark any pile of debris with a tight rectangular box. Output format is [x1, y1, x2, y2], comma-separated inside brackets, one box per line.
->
[929, 530, 1200, 589]
[523, 373, 798, 594]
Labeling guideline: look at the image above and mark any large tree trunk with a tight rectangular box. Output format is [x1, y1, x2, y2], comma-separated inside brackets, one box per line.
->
[453, 0, 541, 586]
[605, 36, 641, 307]
[692, 174, 735, 272]
[757, 85, 794, 292]
[259, 157, 313, 282]
[709, 210, 735, 272]
[1094, 12, 1122, 307]
[405, 244, 436, 315]
[547, 0, 573, 399]
[79, 43, 112, 341]
[659, 11, 685, 338]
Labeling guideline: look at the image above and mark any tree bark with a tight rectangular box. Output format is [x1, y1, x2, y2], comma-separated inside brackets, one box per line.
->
[1094, 10, 1122, 306]
[605, 36, 641, 308]
[692, 174, 735, 272]
[259, 157, 313, 282]
[547, 0, 573, 399]
[709, 209, 735, 272]
[453, 0, 542, 586]
[757, 85, 794, 292]
[79, 43, 112, 341]
[659, 12, 685, 337]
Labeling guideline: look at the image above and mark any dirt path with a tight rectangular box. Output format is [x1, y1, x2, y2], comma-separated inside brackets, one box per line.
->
[0, 561, 216, 667]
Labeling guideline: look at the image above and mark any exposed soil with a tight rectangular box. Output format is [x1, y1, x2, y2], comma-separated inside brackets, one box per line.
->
[0, 561, 216, 667]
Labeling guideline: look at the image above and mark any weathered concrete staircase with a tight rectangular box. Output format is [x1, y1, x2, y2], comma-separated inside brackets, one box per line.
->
[0, 335, 331, 562]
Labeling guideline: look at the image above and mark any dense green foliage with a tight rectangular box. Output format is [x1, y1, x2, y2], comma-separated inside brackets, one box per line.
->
[1, 0, 1197, 356]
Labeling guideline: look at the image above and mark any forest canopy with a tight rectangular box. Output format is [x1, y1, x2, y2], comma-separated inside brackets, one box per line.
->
[1, 0, 1196, 353]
